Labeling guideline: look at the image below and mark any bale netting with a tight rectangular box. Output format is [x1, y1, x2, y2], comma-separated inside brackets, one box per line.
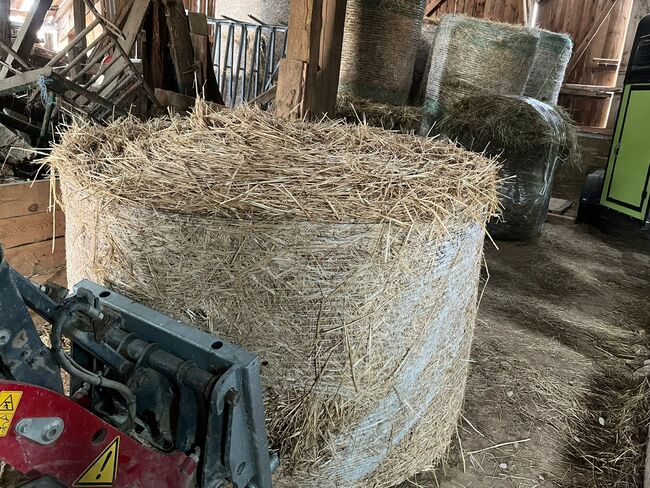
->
[421, 14, 540, 134]
[440, 94, 579, 241]
[524, 30, 573, 104]
[339, 0, 425, 105]
[49, 105, 499, 487]
[336, 94, 423, 133]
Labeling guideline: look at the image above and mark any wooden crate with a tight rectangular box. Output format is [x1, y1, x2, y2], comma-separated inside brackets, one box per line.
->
[0, 179, 66, 286]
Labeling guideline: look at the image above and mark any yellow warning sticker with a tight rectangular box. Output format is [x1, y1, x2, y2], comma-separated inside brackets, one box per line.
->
[73, 436, 120, 487]
[0, 391, 23, 437]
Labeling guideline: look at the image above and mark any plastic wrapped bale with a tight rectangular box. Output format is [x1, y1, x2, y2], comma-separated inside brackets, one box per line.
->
[49, 105, 499, 487]
[409, 18, 439, 105]
[336, 94, 423, 133]
[440, 95, 579, 240]
[421, 14, 540, 133]
[339, 0, 425, 105]
[524, 30, 573, 104]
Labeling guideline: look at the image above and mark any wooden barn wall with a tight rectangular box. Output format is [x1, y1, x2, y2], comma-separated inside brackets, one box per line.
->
[425, 0, 635, 128]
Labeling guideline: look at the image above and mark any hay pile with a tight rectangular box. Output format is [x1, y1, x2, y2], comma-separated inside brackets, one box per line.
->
[440, 94, 579, 240]
[422, 14, 540, 132]
[339, 0, 425, 105]
[49, 104, 499, 487]
[524, 30, 573, 104]
[335, 95, 423, 133]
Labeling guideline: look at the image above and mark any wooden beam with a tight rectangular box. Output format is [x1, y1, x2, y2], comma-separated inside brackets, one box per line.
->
[566, 0, 620, 76]
[276, 0, 324, 119]
[425, 0, 447, 17]
[0, 0, 9, 46]
[313, 0, 347, 116]
[561, 83, 620, 98]
[163, 0, 195, 96]
[154, 87, 226, 113]
[71, 0, 87, 78]
[188, 11, 223, 103]
[0, 0, 53, 79]
[0, 67, 52, 96]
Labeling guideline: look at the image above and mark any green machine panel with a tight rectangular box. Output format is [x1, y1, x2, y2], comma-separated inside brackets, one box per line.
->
[601, 84, 650, 220]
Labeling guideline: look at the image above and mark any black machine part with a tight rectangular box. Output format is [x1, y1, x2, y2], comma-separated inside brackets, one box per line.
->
[626, 15, 650, 84]
[0, 246, 275, 488]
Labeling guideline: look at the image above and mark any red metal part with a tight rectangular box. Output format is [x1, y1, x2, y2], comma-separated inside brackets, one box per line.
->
[0, 381, 196, 487]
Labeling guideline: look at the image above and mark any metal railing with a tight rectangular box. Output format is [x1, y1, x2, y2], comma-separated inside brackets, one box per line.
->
[207, 18, 287, 106]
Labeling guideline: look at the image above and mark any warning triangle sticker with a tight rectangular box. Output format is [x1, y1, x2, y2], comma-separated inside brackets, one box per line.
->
[73, 436, 120, 487]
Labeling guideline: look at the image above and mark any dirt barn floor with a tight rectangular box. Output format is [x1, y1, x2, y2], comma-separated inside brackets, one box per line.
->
[403, 221, 650, 488]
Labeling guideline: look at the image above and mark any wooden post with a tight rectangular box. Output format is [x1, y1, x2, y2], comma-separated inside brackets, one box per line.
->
[72, 0, 87, 79]
[0, 0, 9, 46]
[163, 0, 196, 96]
[314, 0, 347, 116]
[276, 0, 346, 119]
[0, 0, 54, 79]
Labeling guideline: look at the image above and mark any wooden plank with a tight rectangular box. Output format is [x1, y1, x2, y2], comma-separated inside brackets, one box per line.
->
[314, 0, 347, 116]
[4, 238, 66, 277]
[276, 59, 305, 117]
[425, 0, 448, 17]
[0, 0, 53, 79]
[0, 211, 65, 249]
[561, 83, 620, 97]
[0, 180, 57, 220]
[0, 67, 52, 95]
[276, 0, 323, 119]
[154, 87, 226, 113]
[188, 12, 223, 103]
[163, 0, 196, 96]
[566, 0, 620, 77]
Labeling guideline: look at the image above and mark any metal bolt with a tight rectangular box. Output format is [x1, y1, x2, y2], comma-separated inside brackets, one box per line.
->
[225, 389, 239, 406]
[0, 329, 10, 346]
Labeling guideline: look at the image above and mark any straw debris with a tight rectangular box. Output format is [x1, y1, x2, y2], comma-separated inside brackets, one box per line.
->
[335, 95, 423, 133]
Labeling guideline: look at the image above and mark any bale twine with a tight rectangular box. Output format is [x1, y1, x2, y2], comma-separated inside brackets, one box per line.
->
[339, 0, 425, 105]
[409, 18, 439, 105]
[49, 105, 499, 487]
[422, 14, 540, 133]
[440, 95, 579, 240]
[336, 94, 423, 133]
[524, 30, 573, 104]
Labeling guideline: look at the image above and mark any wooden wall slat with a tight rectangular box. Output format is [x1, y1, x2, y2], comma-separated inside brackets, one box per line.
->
[0, 211, 65, 250]
[0, 180, 57, 220]
[4, 238, 66, 278]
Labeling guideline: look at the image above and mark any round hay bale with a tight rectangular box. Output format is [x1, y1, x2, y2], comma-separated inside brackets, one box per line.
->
[524, 30, 573, 104]
[422, 14, 540, 133]
[216, 0, 290, 24]
[49, 106, 499, 487]
[440, 95, 579, 240]
[336, 94, 423, 133]
[339, 0, 425, 105]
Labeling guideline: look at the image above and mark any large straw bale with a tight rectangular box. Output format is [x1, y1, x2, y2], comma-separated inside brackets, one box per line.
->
[422, 14, 539, 132]
[335, 94, 423, 133]
[49, 105, 499, 487]
[440, 95, 579, 240]
[524, 30, 573, 104]
[339, 0, 425, 105]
